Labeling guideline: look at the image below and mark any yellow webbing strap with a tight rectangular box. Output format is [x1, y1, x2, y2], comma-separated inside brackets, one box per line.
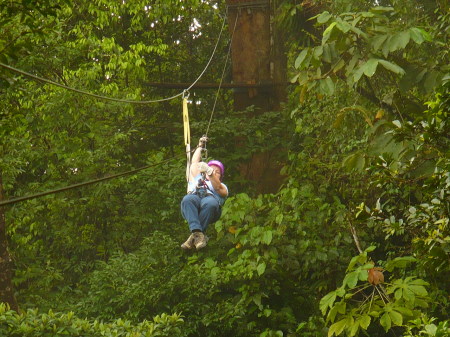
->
[183, 97, 191, 190]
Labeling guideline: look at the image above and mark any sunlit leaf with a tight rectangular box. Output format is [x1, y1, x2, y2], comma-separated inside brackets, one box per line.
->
[295, 49, 309, 69]
[343, 271, 359, 288]
[389, 310, 403, 326]
[363, 58, 379, 77]
[317, 11, 332, 24]
[320, 291, 337, 314]
[257, 262, 266, 276]
[380, 312, 391, 331]
[328, 318, 347, 337]
[359, 315, 371, 330]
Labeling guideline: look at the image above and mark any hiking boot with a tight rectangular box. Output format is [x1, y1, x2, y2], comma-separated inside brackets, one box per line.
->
[193, 232, 207, 250]
[181, 233, 195, 250]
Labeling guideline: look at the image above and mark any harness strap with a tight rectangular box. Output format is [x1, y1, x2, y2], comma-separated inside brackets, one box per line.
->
[183, 96, 191, 192]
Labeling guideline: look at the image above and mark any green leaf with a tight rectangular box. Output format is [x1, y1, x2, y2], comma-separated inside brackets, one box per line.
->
[328, 318, 347, 337]
[409, 285, 427, 297]
[379, 60, 405, 75]
[314, 46, 324, 59]
[380, 312, 391, 332]
[323, 44, 332, 63]
[349, 320, 359, 336]
[359, 315, 371, 330]
[342, 152, 365, 171]
[423, 70, 440, 92]
[365, 246, 376, 253]
[343, 271, 359, 288]
[257, 262, 266, 276]
[409, 27, 425, 44]
[353, 65, 365, 82]
[425, 324, 437, 336]
[371, 6, 394, 13]
[385, 256, 416, 272]
[336, 19, 352, 33]
[363, 58, 379, 77]
[394, 288, 402, 300]
[346, 54, 360, 76]
[389, 31, 411, 52]
[262, 230, 273, 245]
[327, 304, 340, 322]
[403, 288, 415, 303]
[320, 77, 335, 95]
[320, 292, 337, 314]
[317, 11, 332, 24]
[389, 310, 403, 326]
[333, 59, 345, 73]
[371, 35, 388, 51]
[323, 22, 337, 42]
[394, 306, 413, 317]
[392, 120, 402, 128]
[295, 49, 309, 69]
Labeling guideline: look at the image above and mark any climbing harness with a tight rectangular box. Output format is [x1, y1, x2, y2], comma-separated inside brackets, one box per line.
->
[194, 173, 209, 198]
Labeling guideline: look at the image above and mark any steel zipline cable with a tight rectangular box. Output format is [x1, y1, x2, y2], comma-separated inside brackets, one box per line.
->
[0, 150, 197, 207]
[205, 12, 238, 137]
[0, 14, 230, 207]
[0, 15, 227, 105]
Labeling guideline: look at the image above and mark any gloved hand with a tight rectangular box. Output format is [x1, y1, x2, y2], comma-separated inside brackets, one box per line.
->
[199, 136, 208, 148]
[198, 162, 213, 175]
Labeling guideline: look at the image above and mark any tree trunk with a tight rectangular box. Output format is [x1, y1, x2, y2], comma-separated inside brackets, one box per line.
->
[0, 174, 18, 311]
[227, 0, 287, 193]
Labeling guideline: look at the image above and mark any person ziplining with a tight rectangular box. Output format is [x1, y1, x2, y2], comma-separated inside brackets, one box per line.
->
[180, 136, 228, 250]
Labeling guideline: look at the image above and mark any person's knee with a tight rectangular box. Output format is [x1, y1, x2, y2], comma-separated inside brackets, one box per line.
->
[202, 197, 220, 212]
[182, 194, 198, 205]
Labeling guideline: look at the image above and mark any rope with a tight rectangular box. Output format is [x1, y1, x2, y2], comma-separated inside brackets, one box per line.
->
[205, 12, 239, 137]
[0, 151, 189, 207]
[0, 15, 228, 105]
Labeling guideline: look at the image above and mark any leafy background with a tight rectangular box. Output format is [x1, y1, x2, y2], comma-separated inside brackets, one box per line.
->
[0, 0, 449, 336]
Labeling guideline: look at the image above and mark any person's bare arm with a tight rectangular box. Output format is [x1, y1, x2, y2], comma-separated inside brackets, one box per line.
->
[189, 137, 207, 181]
[207, 168, 228, 197]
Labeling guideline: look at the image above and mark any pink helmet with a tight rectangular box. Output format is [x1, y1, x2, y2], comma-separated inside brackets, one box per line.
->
[208, 160, 225, 178]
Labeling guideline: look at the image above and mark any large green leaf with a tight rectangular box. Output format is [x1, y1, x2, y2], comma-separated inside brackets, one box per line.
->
[295, 49, 309, 69]
[320, 291, 337, 314]
[359, 315, 371, 330]
[371, 34, 388, 51]
[323, 22, 338, 43]
[328, 318, 348, 337]
[378, 60, 405, 75]
[317, 11, 332, 24]
[257, 262, 266, 276]
[409, 27, 425, 44]
[343, 271, 359, 288]
[380, 312, 391, 331]
[363, 58, 379, 77]
[389, 310, 403, 326]
[320, 77, 335, 95]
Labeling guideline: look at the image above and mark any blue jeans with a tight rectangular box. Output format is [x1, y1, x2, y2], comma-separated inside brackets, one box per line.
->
[181, 193, 221, 232]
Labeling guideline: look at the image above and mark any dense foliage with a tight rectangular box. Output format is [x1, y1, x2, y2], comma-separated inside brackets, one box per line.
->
[0, 303, 183, 336]
[1, 0, 449, 336]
